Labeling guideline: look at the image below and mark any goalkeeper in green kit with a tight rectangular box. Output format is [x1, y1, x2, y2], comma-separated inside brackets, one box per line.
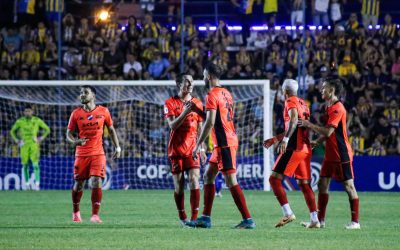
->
[10, 105, 50, 190]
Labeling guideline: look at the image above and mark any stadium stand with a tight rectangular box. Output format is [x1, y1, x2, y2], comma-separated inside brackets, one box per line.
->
[0, 0, 399, 156]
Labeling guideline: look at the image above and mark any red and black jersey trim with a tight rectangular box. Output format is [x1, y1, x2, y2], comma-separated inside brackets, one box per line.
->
[215, 106, 228, 147]
[220, 147, 233, 170]
[273, 151, 294, 174]
[341, 162, 353, 181]
[287, 127, 298, 151]
[335, 120, 351, 162]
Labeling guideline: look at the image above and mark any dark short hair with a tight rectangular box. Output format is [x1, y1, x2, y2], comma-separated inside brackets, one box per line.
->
[175, 73, 186, 86]
[205, 62, 223, 79]
[81, 85, 96, 95]
[24, 104, 33, 110]
[325, 78, 344, 97]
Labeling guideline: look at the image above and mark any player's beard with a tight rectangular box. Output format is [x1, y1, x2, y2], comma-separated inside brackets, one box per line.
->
[81, 99, 89, 104]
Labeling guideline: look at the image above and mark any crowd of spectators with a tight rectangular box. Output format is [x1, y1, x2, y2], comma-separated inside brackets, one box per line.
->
[0, 0, 399, 156]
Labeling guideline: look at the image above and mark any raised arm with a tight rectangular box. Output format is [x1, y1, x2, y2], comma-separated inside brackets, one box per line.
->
[298, 119, 335, 137]
[166, 101, 193, 130]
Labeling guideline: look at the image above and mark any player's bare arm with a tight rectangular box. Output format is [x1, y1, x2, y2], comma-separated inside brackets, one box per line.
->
[310, 136, 327, 148]
[107, 125, 121, 159]
[298, 119, 335, 137]
[66, 129, 89, 146]
[277, 108, 298, 154]
[166, 101, 194, 130]
[263, 133, 284, 149]
[192, 104, 206, 120]
[192, 109, 216, 160]
[196, 121, 207, 163]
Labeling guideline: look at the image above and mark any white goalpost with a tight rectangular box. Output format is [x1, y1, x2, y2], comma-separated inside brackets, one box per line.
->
[0, 80, 274, 191]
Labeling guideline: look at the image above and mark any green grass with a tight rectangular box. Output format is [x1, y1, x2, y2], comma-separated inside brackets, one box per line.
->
[0, 190, 398, 250]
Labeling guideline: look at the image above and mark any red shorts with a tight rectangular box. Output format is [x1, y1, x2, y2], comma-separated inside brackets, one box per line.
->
[74, 155, 106, 180]
[320, 160, 354, 182]
[209, 146, 237, 175]
[272, 150, 311, 180]
[169, 155, 200, 175]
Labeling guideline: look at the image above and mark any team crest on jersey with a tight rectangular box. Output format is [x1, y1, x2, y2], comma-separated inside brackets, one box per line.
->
[87, 115, 94, 120]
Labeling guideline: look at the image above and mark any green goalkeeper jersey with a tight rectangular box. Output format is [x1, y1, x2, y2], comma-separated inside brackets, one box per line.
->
[10, 116, 50, 144]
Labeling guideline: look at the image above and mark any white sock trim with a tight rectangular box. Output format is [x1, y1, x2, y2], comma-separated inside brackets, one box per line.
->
[281, 203, 293, 217]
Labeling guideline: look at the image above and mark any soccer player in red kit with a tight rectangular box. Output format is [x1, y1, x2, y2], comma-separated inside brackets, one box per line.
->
[190, 63, 255, 229]
[298, 79, 360, 229]
[266, 79, 320, 228]
[164, 74, 206, 226]
[67, 85, 121, 223]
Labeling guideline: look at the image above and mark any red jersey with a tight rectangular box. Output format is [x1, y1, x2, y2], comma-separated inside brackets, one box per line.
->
[164, 96, 204, 157]
[324, 101, 353, 162]
[205, 87, 238, 148]
[67, 105, 113, 157]
[284, 96, 311, 153]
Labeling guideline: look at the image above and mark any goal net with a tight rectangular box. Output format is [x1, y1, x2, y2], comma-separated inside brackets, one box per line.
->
[0, 80, 274, 191]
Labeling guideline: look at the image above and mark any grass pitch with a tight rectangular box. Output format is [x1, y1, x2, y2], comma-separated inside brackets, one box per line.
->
[0, 190, 398, 249]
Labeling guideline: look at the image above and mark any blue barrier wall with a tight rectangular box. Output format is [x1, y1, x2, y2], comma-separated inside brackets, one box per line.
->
[0, 156, 399, 191]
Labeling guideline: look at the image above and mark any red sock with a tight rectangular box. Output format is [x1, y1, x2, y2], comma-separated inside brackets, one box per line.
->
[299, 183, 317, 212]
[190, 189, 200, 221]
[202, 184, 215, 217]
[91, 188, 102, 215]
[350, 198, 359, 223]
[229, 184, 251, 219]
[318, 193, 329, 221]
[269, 176, 288, 206]
[72, 190, 83, 213]
[174, 192, 187, 220]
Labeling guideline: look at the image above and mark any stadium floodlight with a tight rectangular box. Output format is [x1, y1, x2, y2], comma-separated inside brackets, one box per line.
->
[195, 24, 395, 32]
[98, 10, 110, 22]
[198, 26, 241, 31]
[250, 26, 268, 31]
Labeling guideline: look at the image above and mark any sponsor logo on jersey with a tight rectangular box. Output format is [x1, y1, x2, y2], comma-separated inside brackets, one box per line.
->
[88, 115, 93, 120]
[83, 121, 99, 127]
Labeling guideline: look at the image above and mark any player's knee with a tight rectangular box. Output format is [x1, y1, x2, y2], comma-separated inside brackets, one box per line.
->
[297, 179, 309, 185]
[188, 175, 199, 188]
[343, 181, 356, 193]
[318, 181, 328, 193]
[203, 173, 214, 184]
[91, 177, 102, 188]
[74, 181, 85, 191]
[269, 174, 280, 184]
[225, 175, 238, 188]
